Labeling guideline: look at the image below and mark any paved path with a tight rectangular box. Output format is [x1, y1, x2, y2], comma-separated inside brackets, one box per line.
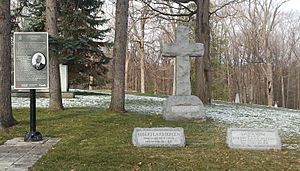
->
[0, 138, 60, 171]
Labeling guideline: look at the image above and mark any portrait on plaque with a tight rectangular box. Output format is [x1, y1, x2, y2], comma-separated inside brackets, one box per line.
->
[32, 53, 46, 70]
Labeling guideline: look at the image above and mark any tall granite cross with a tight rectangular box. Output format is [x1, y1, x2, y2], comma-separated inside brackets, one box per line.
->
[162, 26, 204, 96]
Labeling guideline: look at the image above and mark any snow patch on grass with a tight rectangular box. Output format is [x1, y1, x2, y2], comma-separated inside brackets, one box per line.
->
[207, 101, 300, 136]
[12, 93, 300, 136]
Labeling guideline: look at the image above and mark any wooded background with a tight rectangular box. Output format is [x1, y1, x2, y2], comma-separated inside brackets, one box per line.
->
[8, 0, 300, 109]
[104, 0, 300, 109]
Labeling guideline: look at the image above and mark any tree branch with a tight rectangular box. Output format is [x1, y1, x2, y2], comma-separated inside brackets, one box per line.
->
[210, 0, 246, 16]
[143, 0, 196, 20]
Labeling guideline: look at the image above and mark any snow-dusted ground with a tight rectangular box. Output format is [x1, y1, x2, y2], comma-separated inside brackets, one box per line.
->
[208, 101, 300, 136]
[12, 92, 300, 138]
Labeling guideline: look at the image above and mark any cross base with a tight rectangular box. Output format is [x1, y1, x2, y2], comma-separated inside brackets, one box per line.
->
[162, 95, 206, 121]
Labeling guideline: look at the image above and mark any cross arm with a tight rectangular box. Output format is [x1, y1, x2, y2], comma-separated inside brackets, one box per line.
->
[162, 43, 179, 57]
[188, 43, 204, 57]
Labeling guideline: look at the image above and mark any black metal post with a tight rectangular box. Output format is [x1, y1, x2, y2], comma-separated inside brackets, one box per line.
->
[24, 89, 43, 142]
[30, 89, 36, 132]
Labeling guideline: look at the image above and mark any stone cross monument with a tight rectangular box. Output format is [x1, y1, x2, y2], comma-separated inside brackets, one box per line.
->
[162, 25, 206, 120]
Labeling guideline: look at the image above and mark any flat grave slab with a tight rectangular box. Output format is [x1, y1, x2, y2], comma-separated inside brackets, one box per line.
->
[227, 128, 282, 150]
[132, 127, 185, 147]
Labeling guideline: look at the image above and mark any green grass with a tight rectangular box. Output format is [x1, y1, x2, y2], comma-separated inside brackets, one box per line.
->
[0, 108, 299, 171]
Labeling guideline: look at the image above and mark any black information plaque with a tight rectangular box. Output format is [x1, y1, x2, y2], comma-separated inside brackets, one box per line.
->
[14, 32, 49, 89]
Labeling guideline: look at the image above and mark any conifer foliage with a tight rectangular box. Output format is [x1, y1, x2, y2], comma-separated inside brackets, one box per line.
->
[21, 0, 111, 87]
[59, 0, 111, 86]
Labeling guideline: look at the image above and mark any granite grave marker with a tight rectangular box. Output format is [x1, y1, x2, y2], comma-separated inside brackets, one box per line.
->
[161, 25, 206, 120]
[132, 127, 185, 147]
[227, 128, 282, 150]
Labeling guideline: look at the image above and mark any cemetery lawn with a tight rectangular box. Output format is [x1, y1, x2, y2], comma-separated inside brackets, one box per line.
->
[0, 108, 299, 171]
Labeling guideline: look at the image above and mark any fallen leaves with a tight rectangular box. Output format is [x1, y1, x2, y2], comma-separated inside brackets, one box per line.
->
[132, 161, 153, 171]
[132, 164, 140, 171]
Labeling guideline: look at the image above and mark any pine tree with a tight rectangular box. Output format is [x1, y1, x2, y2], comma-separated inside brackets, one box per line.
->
[25, 0, 46, 32]
[20, 0, 111, 87]
[59, 0, 111, 86]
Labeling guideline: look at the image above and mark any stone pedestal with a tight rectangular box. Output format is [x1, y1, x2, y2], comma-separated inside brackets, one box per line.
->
[163, 95, 206, 121]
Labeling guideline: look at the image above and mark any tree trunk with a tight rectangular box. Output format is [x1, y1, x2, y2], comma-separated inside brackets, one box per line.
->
[264, 22, 273, 106]
[154, 65, 158, 95]
[195, 0, 211, 104]
[298, 68, 300, 109]
[140, 47, 145, 93]
[109, 0, 129, 112]
[46, 0, 63, 110]
[0, 0, 17, 129]
[173, 59, 176, 95]
[140, 5, 147, 94]
[125, 51, 130, 91]
[280, 68, 285, 108]
[140, 37, 145, 94]
[266, 62, 273, 106]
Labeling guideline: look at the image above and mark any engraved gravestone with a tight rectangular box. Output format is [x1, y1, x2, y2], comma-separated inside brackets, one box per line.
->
[227, 128, 282, 150]
[161, 25, 206, 120]
[132, 128, 185, 147]
[14, 32, 49, 89]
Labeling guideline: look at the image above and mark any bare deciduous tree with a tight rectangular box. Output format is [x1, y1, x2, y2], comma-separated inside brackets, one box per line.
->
[0, 0, 17, 129]
[46, 0, 63, 110]
[195, 0, 211, 104]
[110, 0, 129, 112]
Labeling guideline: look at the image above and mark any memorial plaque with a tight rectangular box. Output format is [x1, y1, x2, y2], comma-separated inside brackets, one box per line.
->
[132, 127, 185, 147]
[227, 128, 282, 150]
[14, 32, 49, 89]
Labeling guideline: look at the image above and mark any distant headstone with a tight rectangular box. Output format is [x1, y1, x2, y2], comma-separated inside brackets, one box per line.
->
[161, 25, 206, 121]
[227, 128, 282, 150]
[59, 64, 68, 92]
[89, 75, 94, 91]
[234, 93, 240, 103]
[132, 127, 185, 147]
[274, 101, 278, 107]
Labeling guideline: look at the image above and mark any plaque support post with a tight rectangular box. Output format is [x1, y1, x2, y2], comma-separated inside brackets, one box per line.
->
[24, 89, 43, 142]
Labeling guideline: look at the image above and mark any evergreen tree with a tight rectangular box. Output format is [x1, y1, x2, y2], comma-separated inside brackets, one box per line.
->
[25, 0, 46, 32]
[59, 0, 111, 87]
[20, 0, 111, 87]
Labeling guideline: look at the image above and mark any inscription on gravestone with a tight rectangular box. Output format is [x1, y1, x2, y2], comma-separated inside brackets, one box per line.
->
[227, 128, 282, 150]
[14, 32, 49, 89]
[132, 128, 185, 147]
